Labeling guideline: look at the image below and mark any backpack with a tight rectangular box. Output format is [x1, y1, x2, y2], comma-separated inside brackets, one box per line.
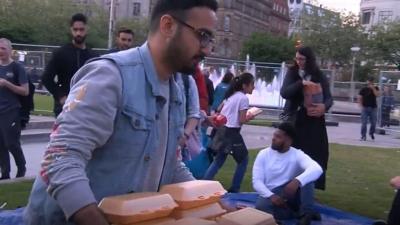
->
[12, 62, 35, 129]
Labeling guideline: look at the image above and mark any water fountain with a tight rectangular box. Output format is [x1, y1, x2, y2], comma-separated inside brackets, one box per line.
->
[208, 58, 286, 108]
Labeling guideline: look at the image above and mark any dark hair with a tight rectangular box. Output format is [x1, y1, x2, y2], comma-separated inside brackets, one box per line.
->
[70, 13, 87, 26]
[221, 71, 234, 84]
[150, 0, 218, 32]
[117, 27, 134, 36]
[367, 77, 374, 82]
[278, 122, 296, 140]
[294, 46, 322, 81]
[224, 72, 254, 99]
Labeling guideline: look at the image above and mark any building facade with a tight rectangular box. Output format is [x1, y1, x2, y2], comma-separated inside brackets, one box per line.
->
[73, 0, 151, 20]
[360, 0, 400, 31]
[270, 0, 291, 36]
[287, 0, 340, 37]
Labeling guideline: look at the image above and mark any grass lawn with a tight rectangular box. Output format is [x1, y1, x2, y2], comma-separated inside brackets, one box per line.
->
[33, 94, 54, 116]
[1, 144, 399, 220]
[246, 119, 275, 127]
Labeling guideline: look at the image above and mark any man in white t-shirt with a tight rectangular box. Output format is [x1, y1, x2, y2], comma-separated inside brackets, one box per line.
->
[252, 122, 323, 225]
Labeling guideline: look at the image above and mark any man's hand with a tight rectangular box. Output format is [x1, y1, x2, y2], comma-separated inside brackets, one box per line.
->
[72, 204, 110, 225]
[269, 195, 287, 208]
[59, 96, 67, 105]
[307, 103, 325, 117]
[283, 179, 301, 199]
[302, 80, 318, 87]
[390, 176, 400, 189]
[0, 78, 10, 88]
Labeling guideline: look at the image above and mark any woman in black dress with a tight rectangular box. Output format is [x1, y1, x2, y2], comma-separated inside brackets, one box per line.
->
[280, 47, 333, 190]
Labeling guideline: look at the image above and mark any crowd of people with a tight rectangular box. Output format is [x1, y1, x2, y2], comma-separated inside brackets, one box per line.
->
[0, 0, 398, 225]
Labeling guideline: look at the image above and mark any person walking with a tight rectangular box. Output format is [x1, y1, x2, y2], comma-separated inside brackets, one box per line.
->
[0, 38, 28, 179]
[203, 72, 256, 193]
[358, 77, 380, 141]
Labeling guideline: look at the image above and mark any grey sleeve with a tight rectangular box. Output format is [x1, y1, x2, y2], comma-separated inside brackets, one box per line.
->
[186, 76, 201, 119]
[172, 160, 196, 183]
[41, 60, 122, 219]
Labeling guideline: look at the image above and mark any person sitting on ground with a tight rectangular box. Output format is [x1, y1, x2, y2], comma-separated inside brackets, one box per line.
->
[253, 122, 323, 225]
[372, 176, 400, 225]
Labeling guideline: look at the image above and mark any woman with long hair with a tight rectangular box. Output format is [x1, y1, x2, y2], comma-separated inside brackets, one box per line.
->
[203, 72, 256, 193]
[280, 46, 333, 190]
[211, 71, 234, 114]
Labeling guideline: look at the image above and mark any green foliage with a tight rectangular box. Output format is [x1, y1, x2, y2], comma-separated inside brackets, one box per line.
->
[298, 11, 367, 66]
[240, 32, 296, 63]
[0, 0, 108, 47]
[368, 22, 400, 66]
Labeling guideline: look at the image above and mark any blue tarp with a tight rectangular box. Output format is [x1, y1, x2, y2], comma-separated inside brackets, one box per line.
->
[0, 193, 375, 225]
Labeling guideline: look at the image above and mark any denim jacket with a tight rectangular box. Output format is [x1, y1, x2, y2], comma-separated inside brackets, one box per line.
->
[23, 43, 194, 225]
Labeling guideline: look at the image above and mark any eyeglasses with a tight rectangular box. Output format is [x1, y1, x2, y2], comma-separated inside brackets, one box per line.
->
[295, 57, 306, 61]
[171, 15, 215, 48]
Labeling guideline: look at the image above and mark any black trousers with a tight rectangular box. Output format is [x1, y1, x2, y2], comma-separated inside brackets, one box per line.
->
[0, 108, 26, 176]
[388, 190, 400, 225]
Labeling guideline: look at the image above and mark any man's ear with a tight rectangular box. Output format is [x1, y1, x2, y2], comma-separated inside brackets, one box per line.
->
[159, 14, 178, 39]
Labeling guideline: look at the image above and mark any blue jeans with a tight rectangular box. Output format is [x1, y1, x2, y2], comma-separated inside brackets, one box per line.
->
[200, 126, 209, 149]
[361, 107, 377, 137]
[255, 182, 315, 220]
[203, 150, 248, 192]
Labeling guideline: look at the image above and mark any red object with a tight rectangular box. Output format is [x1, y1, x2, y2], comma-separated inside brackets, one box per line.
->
[193, 66, 209, 112]
[213, 114, 227, 127]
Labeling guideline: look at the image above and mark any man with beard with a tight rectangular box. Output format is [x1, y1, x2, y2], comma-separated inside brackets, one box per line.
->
[108, 27, 135, 53]
[253, 122, 323, 225]
[23, 1, 218, 225]
[42, 13, 96, 117]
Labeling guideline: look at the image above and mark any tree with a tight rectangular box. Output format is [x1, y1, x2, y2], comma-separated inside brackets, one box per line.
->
[297, 10, 367, 67]
[240, 32, 296, 63]
[0, 0, 108, 47]
[367, 22, 400, 68]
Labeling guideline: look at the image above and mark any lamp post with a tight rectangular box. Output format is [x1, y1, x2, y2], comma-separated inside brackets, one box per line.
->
[107, 0, 116, 49]
[350, 46, 361, 102]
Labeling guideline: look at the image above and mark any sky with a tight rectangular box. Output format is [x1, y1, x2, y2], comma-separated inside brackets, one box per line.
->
[314, 0, 361, 14]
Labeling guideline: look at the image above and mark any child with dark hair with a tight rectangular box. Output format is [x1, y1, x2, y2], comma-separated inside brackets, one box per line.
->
[204, 72, 256, 193]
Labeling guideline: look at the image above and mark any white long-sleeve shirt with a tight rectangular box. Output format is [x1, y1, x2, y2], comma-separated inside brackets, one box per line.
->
[252, 147, 323, 198]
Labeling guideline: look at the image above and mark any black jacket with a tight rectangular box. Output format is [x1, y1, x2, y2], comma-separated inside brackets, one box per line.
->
[280, 67, 333, 115]
[42, 43, 97, 100]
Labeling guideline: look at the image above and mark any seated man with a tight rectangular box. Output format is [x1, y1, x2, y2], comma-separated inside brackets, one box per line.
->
[252, 122, 323, 225]
[372, 176, 400, 225]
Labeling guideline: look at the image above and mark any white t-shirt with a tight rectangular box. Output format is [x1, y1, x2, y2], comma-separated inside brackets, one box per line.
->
[220, 91, 249, 128]
[252, 147, 323, 198]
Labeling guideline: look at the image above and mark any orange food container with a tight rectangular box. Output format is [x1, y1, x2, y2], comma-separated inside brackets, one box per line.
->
[216, 207, 276, 225]
[128, 217, 176, 225]
[163, 218, 218, 225]
[98, 192, 178, 225]
[159, 180, 227, 209]
[171, 203, 227, 220]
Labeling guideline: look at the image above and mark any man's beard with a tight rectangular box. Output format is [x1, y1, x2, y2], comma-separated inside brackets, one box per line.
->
[74, 35, 86, 45]
[164, 32, 204, 75]
[271, 142, 285, 152]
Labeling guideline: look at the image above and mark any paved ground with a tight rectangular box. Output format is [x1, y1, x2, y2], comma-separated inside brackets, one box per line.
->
[243, 122, 400, 149]
[2, 121, 399, 183]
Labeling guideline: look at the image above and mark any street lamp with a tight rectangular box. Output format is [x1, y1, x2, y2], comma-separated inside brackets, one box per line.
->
[350, 46, 361, 102]
[107, 0, 116, 49]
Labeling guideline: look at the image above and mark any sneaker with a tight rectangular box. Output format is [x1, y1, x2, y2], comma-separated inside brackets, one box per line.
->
[0, 175, 10, 180]
[16, 167, 26, 178]
[297, 213, 313, 225]
[370, 133, 375, 140]
[360, 136, 366, 141]
[311, 212, 321, 221]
